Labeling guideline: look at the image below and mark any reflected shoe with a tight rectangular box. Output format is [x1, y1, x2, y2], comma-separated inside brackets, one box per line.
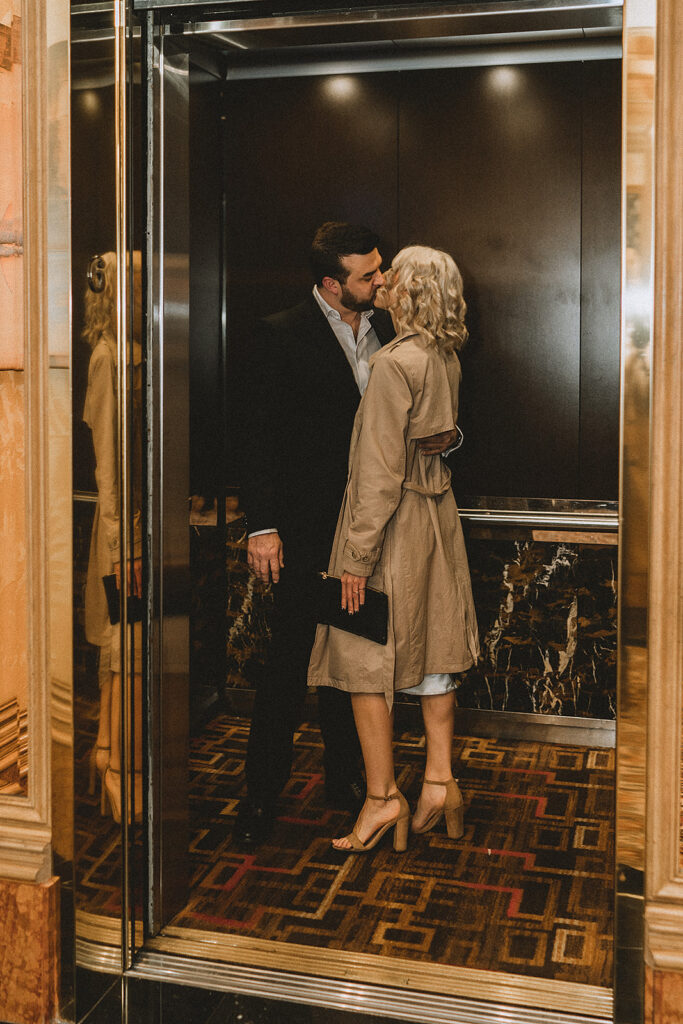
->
[233, 798, 275, 850]
[103, 768, 143, 825]
[324, 773, 365, 814]
[411, 778, 464, 839]
[332, 790, 410, 853]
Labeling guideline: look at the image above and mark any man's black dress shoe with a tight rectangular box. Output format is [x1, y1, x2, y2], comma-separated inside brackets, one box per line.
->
[233, 798, 275, 849]
[324, 774, 365, 814]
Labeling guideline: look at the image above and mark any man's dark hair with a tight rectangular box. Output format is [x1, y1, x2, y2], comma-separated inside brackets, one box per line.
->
[310, 221, 379, 286]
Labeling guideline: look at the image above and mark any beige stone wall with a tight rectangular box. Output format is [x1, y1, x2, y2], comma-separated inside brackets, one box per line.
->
[0, 4, 24, 370]
[0, 2, 27, 795]
[0, 373, 27, 794]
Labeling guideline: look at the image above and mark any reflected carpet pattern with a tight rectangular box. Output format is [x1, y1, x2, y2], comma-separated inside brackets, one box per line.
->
[173, 715, 614, 988]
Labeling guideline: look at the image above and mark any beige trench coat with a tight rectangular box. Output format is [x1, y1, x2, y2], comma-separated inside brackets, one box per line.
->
[83, 333, 142, 658]
[308, 331, 479, 708]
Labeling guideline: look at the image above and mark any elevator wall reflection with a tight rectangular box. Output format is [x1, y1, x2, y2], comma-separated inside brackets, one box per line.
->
[188, 57, 621, 724]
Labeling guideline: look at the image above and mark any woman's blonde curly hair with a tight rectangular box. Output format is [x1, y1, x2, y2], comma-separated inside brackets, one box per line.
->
[383, 245, 468, 354]
[82, 251, 118, 350]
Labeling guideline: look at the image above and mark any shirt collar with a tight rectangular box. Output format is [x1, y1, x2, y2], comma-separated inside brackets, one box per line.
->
[313, 285, 375, 323]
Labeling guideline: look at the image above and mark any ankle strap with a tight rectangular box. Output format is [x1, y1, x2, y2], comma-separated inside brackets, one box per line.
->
[424, 778, 456, 786]
[367, 791, 399, 802]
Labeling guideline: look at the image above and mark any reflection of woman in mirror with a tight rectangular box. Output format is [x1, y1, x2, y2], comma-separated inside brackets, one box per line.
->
[309, 246, 479, 852]
[83, 251, 143, 823]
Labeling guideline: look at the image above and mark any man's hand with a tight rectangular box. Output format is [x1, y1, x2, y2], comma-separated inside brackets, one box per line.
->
[416, 428, 459, 455]
[341, 571, 366, 614]
[114, 557, 143, 597]
[248, 532, 284, 584]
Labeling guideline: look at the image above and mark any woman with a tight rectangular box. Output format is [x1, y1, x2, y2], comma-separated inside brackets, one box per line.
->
[308, 245, 479, 852]
[83, 251, 143, 823]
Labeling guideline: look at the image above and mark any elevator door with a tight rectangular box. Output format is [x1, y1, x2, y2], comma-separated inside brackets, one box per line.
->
[140, 6, 621, 1023]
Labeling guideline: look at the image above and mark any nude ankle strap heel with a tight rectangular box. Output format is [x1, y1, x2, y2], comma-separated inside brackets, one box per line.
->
[411, 778, 465, 839]
[333, 790, 410, 853]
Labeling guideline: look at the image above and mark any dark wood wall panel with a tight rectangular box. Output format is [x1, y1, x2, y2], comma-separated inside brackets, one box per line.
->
[398, 64, 584, 499]
[190, 77, 224, 497]
[222, 73, 398, 326]
[579, 60, 622, 500]
[222, 73, 399, 487]
[198, 59, 621, 501]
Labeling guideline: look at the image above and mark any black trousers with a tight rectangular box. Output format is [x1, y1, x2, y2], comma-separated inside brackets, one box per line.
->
[245, 566, 362, 805]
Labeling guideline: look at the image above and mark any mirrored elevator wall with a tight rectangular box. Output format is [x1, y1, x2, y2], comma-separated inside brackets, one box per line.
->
[188, 53, 621, 735]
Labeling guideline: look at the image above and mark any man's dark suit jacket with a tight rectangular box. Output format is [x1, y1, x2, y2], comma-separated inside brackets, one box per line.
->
[239, 294, 395, 574]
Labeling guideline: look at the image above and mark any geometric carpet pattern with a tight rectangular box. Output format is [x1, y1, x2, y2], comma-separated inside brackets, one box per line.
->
[171, 714, 614, 989]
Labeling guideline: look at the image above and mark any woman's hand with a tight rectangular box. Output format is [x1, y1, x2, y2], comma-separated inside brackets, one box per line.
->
[341, 572, 366, 615]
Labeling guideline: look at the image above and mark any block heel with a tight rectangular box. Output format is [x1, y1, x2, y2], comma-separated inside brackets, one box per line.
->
[411, 778, 465, 839]
[444, 802, 465, 839]
[393, 812, 409, 852]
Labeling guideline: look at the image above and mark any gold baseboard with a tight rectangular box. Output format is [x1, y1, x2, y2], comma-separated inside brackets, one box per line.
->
[150, 925, 613, 1018]
[75, 910, 612, 1017]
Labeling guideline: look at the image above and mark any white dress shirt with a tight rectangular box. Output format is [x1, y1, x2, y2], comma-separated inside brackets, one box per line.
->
[312, 285, 381, 396]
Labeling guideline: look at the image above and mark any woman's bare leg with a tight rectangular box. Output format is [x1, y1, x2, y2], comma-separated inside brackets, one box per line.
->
[109, 672, 121, 773]
[333, 693, 399, 849]
[109, 672, 143, 773]
[95, 671, 112, 757]
[106, 671, 143, 822]
[412, 691, 456, 829]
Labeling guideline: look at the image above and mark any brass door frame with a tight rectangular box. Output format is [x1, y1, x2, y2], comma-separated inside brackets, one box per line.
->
[69, 1, 665, 1021]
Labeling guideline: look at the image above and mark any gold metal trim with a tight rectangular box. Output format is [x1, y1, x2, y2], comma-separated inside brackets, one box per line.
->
[114, 0, 133, 971]
[76, 909, 144, 949]
[147, 0, 623, 34]
[146, 927, 612, 1016]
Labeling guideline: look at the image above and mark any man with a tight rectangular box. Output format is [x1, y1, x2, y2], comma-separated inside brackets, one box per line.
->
[235, 222, 456, 848]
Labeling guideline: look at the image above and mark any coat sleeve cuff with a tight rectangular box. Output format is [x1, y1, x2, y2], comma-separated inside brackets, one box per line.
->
[342, 540, 380, 577]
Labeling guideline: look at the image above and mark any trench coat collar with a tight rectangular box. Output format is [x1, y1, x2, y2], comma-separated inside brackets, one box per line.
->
[368, 329, 420, 369]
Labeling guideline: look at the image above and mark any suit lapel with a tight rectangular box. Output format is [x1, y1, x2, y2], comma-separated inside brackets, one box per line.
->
[293, 296, 396, 402]
[298, 295, 361, 400]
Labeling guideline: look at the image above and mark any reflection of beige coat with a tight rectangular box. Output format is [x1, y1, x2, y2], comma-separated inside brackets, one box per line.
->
[308, 332, 479, 708]
[84, 334, 118, 649]
[83, 333, 142, 652]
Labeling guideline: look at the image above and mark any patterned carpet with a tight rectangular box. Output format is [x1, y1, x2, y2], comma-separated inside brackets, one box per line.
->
[74, 704, 614, 988]
[172, 714, 614, 988]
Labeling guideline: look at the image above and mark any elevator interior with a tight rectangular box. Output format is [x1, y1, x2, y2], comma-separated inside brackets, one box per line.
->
[69, 2, 628, 1022]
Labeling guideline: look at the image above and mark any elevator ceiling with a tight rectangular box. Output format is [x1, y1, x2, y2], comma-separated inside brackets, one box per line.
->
[158, 0, 624, 77]
[73, 3, 623, 77]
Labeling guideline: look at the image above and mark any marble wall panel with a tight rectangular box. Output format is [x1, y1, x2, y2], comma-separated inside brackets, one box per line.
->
[224, 516, 272, 690]
[645, 966, 683, 1024]
[458, 537, 617, 719]
[189, 521, 617, 719]
[189, 512, 272, 695]
[0, 876, 60, 1024]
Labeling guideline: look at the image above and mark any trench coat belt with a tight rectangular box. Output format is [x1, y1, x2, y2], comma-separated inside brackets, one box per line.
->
[402, 477, 452, 497]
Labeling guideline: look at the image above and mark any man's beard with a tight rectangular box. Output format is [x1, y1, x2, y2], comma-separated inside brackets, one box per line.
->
[340, 283, 376, 313]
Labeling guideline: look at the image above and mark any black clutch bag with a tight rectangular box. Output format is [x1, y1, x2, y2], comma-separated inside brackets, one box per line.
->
[314, 572, 388, 645]
[102, 574, 142, 625]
